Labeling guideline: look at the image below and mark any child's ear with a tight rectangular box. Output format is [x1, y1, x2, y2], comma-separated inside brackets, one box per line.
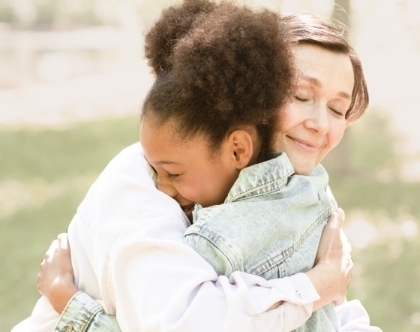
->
[228, 130, 254, 170]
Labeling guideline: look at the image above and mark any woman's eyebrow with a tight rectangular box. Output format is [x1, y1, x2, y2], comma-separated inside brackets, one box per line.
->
[301, 75, 351, 100]
[337, 92, 351, 100]
[301, 75, 321, 88]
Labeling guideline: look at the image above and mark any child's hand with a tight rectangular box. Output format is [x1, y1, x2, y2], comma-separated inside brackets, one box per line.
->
[37, 233, 78, 313]
[306, 208, 353, 310]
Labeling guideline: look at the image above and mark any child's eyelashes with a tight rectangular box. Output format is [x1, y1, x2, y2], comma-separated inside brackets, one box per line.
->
[148, 164, 181, 181]
[167, 172, 181, 179]
[150, 165, 157, 174]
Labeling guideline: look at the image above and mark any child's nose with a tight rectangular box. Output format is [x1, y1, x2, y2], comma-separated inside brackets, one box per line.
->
[156, 177, 178, 198]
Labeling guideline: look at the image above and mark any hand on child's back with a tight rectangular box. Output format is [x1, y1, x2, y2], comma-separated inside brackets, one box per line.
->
[37, 233, 77, 313]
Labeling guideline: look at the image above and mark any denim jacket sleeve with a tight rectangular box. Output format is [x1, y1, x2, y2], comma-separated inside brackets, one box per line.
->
[54, 292, 121, 332]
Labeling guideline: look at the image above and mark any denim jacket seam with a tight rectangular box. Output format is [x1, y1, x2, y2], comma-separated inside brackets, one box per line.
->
[80, 306, 104, 332]
[184, 231, 238, 273]
[227, 169, 293, 203]
[189, 207, 241, 271]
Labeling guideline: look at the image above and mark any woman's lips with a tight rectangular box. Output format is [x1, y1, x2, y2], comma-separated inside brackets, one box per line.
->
[287, 136, 321, 153]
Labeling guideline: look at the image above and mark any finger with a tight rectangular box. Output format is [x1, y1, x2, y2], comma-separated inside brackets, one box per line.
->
[340, 230, 352, 251]
[327, 208, 345, 230]
[44, 239, 59, 261]
[37, 271, 43, 294]
[347, 258, 354, 274]
[57, 233, 69, 250]
[336, 208, 345, 221]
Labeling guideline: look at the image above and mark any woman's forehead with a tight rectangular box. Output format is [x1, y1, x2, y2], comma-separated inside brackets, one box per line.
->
[294, 44, 354, 96]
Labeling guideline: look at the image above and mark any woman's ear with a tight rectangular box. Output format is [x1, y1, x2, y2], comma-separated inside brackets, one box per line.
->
[227, 130, 254, 170]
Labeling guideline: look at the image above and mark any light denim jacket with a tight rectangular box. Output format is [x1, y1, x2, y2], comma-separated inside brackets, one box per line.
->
[184, 153, 339, 332]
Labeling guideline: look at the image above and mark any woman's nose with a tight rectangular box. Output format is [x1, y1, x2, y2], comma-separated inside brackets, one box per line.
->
[305, 104, 329, 135]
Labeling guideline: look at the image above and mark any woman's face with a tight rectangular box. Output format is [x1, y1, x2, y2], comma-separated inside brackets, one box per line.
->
[272, 43, 354, 175]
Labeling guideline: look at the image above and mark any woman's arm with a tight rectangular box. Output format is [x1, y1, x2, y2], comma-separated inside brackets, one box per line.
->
[38, 234, 78, 314]
[38, 210, 351, 332]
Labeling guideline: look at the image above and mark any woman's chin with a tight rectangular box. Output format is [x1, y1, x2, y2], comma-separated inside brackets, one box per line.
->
[292, 161, 316, 176]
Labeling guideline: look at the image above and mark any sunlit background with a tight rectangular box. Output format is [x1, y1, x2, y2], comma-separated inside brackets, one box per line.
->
[0, 0, 419, 331]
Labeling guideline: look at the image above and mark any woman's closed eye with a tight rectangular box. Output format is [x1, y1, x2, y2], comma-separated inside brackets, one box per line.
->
[328, 101, 348, 118]
[294, 95, 310, 102]
[329, 107, 345, 117]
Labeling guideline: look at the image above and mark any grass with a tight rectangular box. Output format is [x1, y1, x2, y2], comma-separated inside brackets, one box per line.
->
[0, 116, 139, 331]
[1, 114, 419, 332]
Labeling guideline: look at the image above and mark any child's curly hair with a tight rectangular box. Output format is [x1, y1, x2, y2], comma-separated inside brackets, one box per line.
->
[142, 0, 294, 160]
[145, 0, 217, 75]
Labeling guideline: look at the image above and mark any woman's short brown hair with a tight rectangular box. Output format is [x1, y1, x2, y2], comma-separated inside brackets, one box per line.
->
[283, 13, 369, 123]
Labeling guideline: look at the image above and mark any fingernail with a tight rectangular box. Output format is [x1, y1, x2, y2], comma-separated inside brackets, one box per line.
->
[336, 208, 345, 220]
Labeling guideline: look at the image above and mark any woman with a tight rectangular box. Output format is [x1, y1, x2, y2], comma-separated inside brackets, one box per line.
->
[35, 5, 379, 332]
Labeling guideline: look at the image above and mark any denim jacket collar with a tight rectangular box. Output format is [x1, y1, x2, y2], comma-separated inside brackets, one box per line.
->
[225, 152, 295, 203]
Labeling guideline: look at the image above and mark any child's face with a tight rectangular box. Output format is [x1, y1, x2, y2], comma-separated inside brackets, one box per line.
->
[273, 44, 353, 175]
[140, 117, 240, 214]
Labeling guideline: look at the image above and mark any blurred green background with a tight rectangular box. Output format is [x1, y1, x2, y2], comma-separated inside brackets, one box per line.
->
[1, 0, 419, 331]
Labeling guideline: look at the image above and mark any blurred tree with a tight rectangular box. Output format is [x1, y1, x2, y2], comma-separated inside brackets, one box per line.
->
[350, 110, 401, 179]
[0, 2, 16, 24]
[350, 236, 420, 332]
[332, 0, 351, 33]
[325, 110, 412, 217]
[326, 0, 353, 175]
[0, 0, 114, 29]
[325, 108, 420, 332]
[325, 110, 401, 179]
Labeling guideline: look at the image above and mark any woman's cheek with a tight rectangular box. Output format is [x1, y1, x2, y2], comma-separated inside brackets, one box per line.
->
[329, 120, 347, 150]
[275, 103, 295, 131]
